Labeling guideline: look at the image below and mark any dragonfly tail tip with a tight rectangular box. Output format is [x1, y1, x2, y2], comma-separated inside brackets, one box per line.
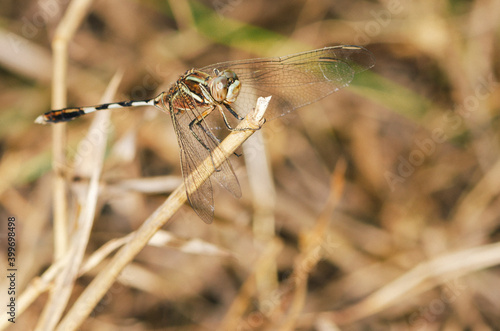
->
[34, 115, 48, 124]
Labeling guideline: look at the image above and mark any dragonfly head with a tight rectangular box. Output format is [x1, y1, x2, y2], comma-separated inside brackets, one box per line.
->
[209, 70, 241, 104]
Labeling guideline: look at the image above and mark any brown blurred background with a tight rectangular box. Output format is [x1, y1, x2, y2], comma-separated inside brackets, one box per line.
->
[1, 0, 500, 330]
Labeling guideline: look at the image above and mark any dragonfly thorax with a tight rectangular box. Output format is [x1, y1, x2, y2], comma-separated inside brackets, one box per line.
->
[209, 70, 241, 104]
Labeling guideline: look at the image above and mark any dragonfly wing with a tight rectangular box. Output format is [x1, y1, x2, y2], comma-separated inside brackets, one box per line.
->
[200, 45, 375, 120]
[168, 89, 241, 223]
[191, 106, 241, 200]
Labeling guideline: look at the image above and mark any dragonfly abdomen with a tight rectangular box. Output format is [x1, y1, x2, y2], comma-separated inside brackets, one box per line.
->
[35, 99, 155, 124]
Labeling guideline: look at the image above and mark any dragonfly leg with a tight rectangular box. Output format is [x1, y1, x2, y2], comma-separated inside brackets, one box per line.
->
[218, 104, 249, 132]
[225, 104, 244, 121]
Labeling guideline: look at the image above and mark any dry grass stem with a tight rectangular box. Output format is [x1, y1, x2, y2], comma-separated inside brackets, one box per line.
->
[220, 239, 283, 330]
[302, 241, 500, 326]
[35, 70, 121, 331]
[53, 96, 269, 331]
[50, 0, 95, 264]
[244, 129, 278, 304]
[277, 159, 346, 331]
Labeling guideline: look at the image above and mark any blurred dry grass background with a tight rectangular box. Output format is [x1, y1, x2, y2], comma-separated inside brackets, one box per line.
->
[1, 0, 500, 330]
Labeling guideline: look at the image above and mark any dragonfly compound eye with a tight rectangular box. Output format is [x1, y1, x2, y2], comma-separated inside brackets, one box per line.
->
[210, 75, 228, 102]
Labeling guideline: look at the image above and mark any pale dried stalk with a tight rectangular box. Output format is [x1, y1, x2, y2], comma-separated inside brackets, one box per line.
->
[277, 159, 347, 331]
[0, 233, 134, 331]
[219, 239, 283, 331]
[35, 71, 122, 331]
[51, 0, 95, 262]
[296, 240, 500, 326]
[244, 130, 279, 305]
[35, 1, 96, 330]
[53, 96, 270, 331]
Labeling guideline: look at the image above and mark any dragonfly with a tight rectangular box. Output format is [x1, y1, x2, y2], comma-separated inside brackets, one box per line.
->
[36, 45, 375, 224]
